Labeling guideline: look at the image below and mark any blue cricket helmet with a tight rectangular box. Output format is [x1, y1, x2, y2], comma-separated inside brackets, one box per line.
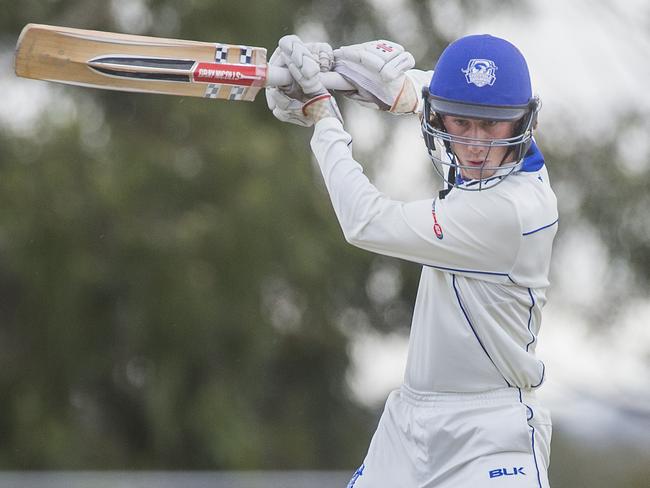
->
[421, 34, 541, 194]
[428, 34, 534, 121]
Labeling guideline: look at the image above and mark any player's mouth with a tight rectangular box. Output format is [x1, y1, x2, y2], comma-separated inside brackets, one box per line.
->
[465, 160, 486, 167]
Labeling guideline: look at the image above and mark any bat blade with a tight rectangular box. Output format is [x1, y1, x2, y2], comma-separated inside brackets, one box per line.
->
[14, 24, 268, 101]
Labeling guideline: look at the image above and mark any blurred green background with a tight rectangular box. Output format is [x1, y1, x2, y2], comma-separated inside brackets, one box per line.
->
[0, 1, 649, 487]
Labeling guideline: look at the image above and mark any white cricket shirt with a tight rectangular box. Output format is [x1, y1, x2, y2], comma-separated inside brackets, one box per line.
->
[311, 118, 558, 393]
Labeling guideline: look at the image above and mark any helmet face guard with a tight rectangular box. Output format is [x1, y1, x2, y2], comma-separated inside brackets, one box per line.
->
[421, 89, 540, 192]
[422, 34, 540, 194]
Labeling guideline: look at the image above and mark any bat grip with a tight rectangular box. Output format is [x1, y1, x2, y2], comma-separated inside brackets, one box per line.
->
[267, 66, 355, 91]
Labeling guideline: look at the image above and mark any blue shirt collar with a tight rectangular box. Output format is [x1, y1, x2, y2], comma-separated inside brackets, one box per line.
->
[521, 139, 544, 173]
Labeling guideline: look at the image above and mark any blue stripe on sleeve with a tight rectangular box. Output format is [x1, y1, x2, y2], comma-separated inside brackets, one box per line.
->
[522, 219, 558, 236]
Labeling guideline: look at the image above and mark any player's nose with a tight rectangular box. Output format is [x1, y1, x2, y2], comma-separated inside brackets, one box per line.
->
[466, 137, 485, 154]
[465, 124, 488, 149]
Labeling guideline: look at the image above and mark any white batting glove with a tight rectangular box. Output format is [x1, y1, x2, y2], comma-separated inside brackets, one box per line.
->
[266, 35, 342, 126]
[310, 42, 335, 72]
[333, 40, 426, 114]
[266, 45, 312, 127]
[268, 40, 333, 101]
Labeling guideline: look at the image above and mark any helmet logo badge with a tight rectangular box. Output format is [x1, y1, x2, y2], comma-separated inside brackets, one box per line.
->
[462, 59, 497, 87]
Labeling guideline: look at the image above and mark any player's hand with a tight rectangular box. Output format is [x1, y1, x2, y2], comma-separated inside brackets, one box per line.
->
[266, 35, 342, 127]
[268, 40, 333, 101]
[333, 40, 423, 114]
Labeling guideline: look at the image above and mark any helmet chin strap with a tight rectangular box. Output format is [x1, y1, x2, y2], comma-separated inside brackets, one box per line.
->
[437, 114, 455, 200]
[439, 153, 456, 199]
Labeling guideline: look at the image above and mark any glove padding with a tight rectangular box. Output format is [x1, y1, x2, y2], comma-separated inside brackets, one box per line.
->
[266, 35, 342, 127]
[333, 40, 420, 113]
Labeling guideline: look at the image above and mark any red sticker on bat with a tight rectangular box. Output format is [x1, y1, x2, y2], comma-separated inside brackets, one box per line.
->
[193, 63, 265, 86]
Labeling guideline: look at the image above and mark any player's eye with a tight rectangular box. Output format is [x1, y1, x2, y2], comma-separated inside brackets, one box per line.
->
[452, 118, 469, 127]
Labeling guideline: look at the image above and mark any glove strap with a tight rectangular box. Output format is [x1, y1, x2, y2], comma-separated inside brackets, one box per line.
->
[303, 94, 343, 124]
[390, 77, 419, 114]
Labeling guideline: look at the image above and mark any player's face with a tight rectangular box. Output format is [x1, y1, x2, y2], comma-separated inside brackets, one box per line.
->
[442, 115, 517, 181]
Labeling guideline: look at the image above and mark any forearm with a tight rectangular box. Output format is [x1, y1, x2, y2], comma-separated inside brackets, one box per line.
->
[309, 119, 433, 264]
[310, 118, 388, 242]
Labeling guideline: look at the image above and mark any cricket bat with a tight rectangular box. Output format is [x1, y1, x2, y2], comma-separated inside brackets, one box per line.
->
[14, 23, 353, 102]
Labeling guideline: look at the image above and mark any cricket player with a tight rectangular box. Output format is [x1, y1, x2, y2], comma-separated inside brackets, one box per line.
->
[266, 33, 558, 487]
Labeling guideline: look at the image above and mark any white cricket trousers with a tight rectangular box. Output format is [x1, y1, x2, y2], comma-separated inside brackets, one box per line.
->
[347, 384, 552, 488]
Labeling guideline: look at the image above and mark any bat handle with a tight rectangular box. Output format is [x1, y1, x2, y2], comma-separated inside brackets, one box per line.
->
[267, 66, 355, 91]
